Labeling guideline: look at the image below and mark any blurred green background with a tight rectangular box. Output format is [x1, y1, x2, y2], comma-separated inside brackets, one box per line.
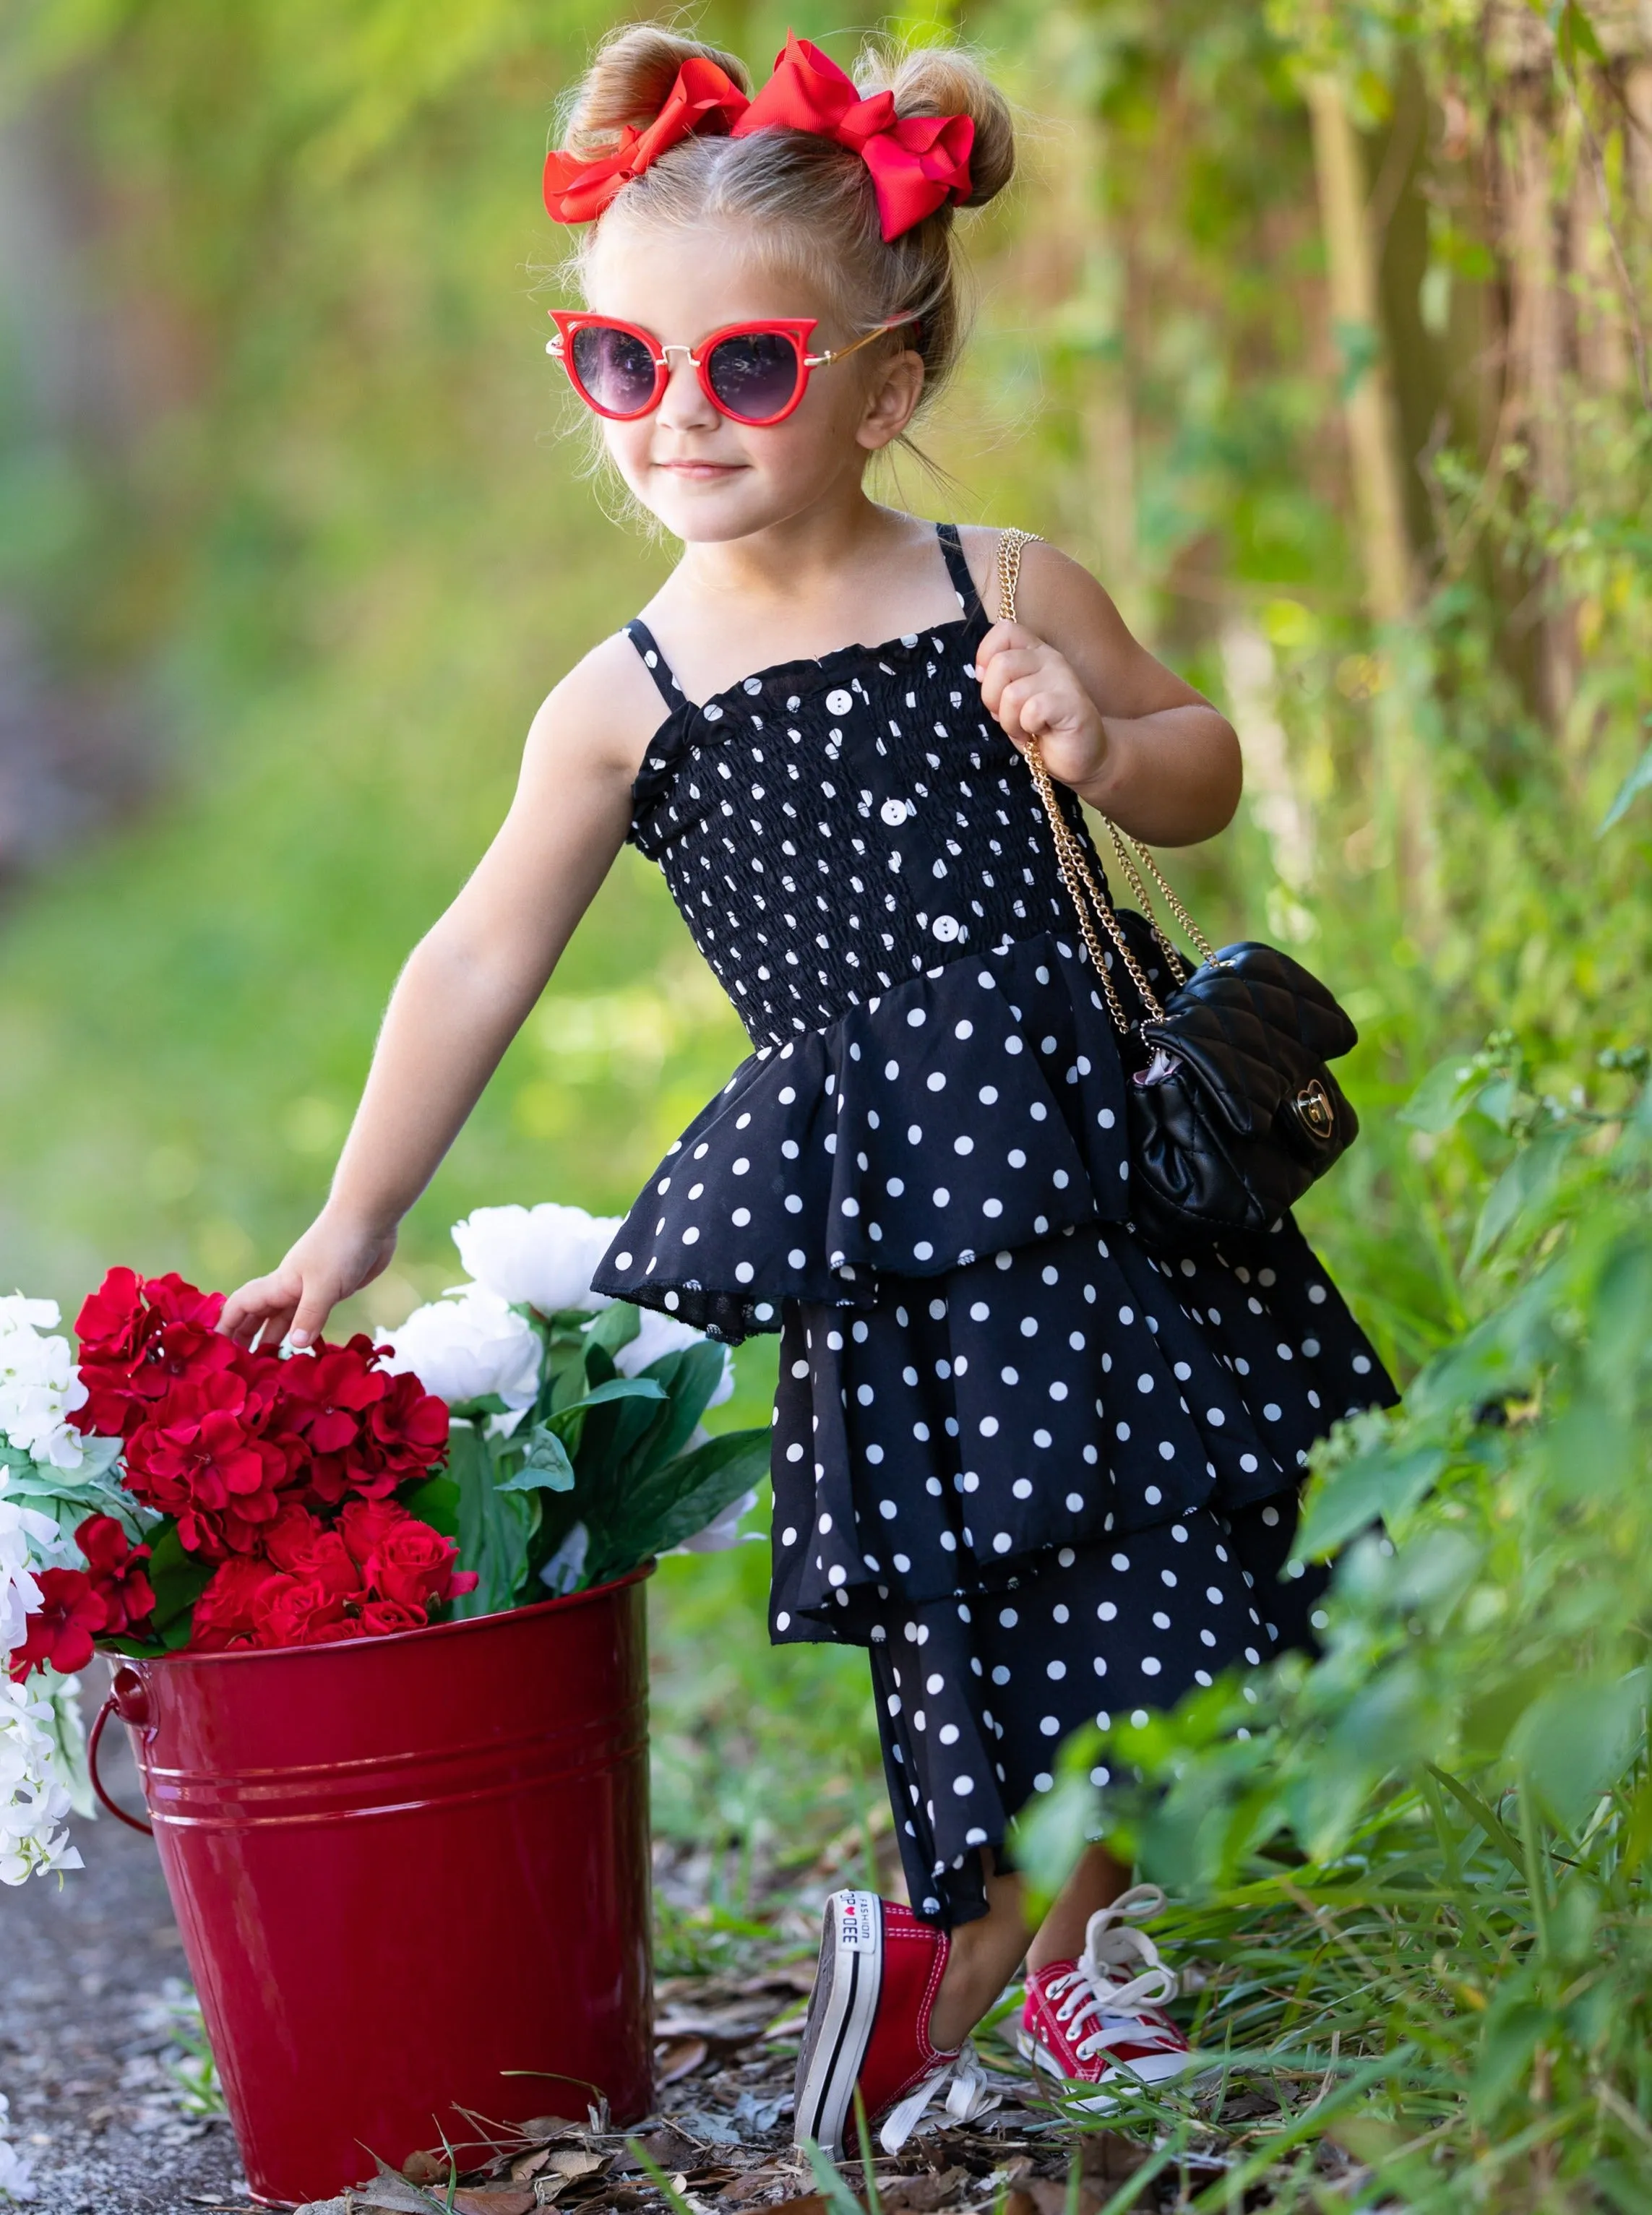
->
[2, 0, 1648, 1899]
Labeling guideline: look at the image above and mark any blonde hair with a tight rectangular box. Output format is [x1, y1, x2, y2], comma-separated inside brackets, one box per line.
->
[557, 25, 1015, 412]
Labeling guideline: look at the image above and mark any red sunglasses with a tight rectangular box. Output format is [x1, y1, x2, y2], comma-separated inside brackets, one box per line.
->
[546, 311, 910, 427]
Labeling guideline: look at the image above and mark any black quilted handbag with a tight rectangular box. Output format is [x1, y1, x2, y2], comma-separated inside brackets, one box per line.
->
[999, 530, 1360, 1250]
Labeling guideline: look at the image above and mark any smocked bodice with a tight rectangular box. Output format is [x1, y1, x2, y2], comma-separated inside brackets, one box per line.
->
[626, 530, 1090, 1049]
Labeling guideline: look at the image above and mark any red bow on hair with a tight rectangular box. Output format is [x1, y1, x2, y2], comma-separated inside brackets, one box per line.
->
[542, 33, 973, 241]
[733, 35, 973, 241]
[543, 54, 750, 224]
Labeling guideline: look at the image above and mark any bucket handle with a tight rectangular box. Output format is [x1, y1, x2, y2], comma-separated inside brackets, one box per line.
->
[90, 1692, 155, 1836]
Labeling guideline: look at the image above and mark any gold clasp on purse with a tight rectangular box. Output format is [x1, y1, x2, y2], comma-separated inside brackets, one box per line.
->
[1291, 1078, 1335, 1142]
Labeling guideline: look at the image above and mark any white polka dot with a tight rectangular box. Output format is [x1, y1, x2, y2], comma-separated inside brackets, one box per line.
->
[952, 1776, 976, 1796]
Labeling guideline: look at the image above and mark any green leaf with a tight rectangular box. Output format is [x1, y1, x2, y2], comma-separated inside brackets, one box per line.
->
[582, 1303, 642, 1359]
[1471, 1996, 1552, 2120]
[145, 1523, 215, 1641]
[1510, 1671, 1645, 1830]
[1466, 1128, 1575, 1268]
[1557, 0, 1606, 70]
[582, 1426, 770, 1588]
[402, 1472, 460, 1539]
[1399, 1054, 1481, 1132]
[448, 1420, 537, 1620]
[546, 1375, 667, 1432]
[1296, 1446, 1445, 1559]
[1603, 744, 1652, 833]
[496, 1422, 576, 1494]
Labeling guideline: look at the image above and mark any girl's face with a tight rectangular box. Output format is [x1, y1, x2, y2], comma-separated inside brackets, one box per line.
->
[578, 217, 924, 545]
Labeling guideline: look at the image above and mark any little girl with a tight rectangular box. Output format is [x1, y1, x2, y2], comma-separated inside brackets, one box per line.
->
[223, 25, 1393, 2156]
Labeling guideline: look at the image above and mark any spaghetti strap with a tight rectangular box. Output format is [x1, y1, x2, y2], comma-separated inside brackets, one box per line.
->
[625, 619, 686, 710]
[936, 522, 984, 622]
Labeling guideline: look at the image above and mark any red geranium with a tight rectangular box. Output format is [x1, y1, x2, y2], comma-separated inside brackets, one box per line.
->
[123, 1369, 288, 1557]
[74, 1269, 233, 1437]
[9, 1516, 157, 1680]
[8, 1570, 108, 1681]
[75, 1514, 156, 1638]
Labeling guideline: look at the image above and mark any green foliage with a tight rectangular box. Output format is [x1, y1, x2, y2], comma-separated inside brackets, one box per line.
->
[1014, 1050, 1652, 2193]
[438, 1303, 769, 1617]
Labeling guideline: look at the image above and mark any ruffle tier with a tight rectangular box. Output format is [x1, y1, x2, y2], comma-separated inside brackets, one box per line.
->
[590, 929, 1140, 1341]
[767, 1214, 1395, 1643]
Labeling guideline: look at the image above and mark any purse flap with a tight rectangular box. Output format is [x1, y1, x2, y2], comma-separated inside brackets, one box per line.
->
[1138, 944, 1359, 1141]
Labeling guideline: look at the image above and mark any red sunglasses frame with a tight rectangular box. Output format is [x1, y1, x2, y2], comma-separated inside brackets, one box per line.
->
[546, 311, 907, 427]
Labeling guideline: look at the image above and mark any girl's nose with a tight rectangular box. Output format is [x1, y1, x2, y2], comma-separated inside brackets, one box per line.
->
[655, 348, 718, 434]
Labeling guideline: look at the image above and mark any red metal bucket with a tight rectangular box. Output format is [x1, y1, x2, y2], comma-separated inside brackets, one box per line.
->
[93, 1571, 654, 2206]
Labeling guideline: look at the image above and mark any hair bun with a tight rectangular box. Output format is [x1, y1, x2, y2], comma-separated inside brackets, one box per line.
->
[559, 25, 751, 158]
[856, 42, 1015, 209]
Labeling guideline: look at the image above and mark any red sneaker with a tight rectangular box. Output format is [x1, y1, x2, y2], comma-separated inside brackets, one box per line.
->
[792, 1891, 959, 2159]
[1017, 1885, 1197, 2105]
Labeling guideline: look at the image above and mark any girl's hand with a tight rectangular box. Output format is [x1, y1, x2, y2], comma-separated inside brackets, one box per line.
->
[219, 1213, 397, 1351]
[975, 620, 1109, 794]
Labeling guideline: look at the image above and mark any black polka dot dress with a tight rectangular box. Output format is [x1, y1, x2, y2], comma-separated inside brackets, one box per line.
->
[591, 523, 1395, 1925]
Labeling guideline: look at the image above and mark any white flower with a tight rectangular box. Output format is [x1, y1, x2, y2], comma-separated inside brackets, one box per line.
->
[0, 2089, 33, 2200]
[0, 1296, 89, 1470]
[675, 1488, 758, 1553]
[0, 1486, 56, 1658]
[451, 1204, 621, 1317]
[613, 1309, 734, 1408]
[0, 1672, 82, 1890]
[379, 1286, 542, 1411]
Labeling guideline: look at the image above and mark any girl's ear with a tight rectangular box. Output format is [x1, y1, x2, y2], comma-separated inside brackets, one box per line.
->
[855, 345, 926, 454]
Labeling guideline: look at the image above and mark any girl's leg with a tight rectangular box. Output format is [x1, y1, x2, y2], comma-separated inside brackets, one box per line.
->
[929, 1843, 1132, 2049]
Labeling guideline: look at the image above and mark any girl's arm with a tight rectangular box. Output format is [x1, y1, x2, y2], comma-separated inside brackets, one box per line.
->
[969, 536, 1242, 847]
[219, 637, 658, 1349]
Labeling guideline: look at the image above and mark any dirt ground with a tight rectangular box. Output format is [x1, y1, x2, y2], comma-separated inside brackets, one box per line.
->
[0, 1711, 246, 2213]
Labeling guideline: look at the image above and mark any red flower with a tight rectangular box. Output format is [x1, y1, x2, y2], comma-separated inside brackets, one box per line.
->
[124, 1369, 286, 1557]
[74, 1514, 155, 1638]
[365, 1371, 450, 1476]
[74, 1268, 234, 1438]
[338, 1499, 467, 1612]
[7, 1570, 109, 1681]
[190, 1557, 280, 1653]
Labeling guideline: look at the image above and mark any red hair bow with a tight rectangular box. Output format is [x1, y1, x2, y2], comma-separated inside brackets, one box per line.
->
[542, 34, 973, 241]
[543, 55, 750, 225]
[733, 35, 973, 241]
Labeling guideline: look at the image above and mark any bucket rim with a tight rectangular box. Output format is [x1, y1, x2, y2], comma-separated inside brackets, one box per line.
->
[120, 1561, 654, 1675]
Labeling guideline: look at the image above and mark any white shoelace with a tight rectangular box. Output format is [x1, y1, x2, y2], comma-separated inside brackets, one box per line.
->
[877, 2039, 1000, 2155]
[1043, 1884, 1179, 2061]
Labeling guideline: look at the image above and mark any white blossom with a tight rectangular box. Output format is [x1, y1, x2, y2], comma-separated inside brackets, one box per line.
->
[0, 1484, 55, 1658]
[0, 2089, 33, 2201]
[0, 1672, 82, 1890]
[0, 1296, 89, 1470]
[452, 1204, 620, 1317]
[676, 1489, 758, 1554]
[379, 1286, 541, 1410]
[613, 1309, 734, 1408]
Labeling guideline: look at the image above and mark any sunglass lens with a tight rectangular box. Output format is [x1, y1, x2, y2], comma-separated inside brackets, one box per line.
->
[705, 331, 801, 422]
[569, 324, 658, 416]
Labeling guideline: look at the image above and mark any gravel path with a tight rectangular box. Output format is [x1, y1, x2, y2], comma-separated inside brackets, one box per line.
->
[0, 1701, 245, 2214]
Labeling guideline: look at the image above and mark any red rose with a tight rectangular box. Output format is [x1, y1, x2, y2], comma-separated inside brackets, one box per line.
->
[360, 1599, 428, 1635]
[338, 1499, 465, 1612]
[253, 1574, 361, 1648]
[7, 1570, 109, 1681]
[260, 1505, 361, 1600]
[192, 1557, 280, 1653]
[74, 1514, 156, 1638]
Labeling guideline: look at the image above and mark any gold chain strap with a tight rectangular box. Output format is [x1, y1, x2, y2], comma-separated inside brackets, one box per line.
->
[996, 526, 1220, 1025]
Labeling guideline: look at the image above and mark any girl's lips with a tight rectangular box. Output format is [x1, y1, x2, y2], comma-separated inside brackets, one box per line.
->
[655, 459, 744, 479]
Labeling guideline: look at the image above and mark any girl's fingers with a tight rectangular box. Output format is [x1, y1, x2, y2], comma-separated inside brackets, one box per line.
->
[287, 1281, 339, 1352]
[219, 1276, 285, 1346]
[995, 675, 1059, 741]
[973, 619, 1040, 671]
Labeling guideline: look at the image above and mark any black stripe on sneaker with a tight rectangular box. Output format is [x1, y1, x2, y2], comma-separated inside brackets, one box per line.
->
[792, 1891, 884, 2159]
